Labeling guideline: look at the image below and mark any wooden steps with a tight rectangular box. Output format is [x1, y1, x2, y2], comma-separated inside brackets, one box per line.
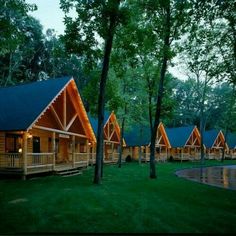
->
[0, 167, 23, 176]
[55, 168, 82, 177]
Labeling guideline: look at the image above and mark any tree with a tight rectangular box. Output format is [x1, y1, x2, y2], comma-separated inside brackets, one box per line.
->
[60, 0, 129, 184]
[0, 0, 36, 56]
[140, 0, 190, 178]
[170, 78, 200, 127]
[109, 55, 149, 168]
[0, 0, 38, 85]
[180, 0, 236, 163]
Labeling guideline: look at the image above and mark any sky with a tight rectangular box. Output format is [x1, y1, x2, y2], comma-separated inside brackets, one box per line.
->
[26, 0, 66, 35]
[25, 0, 186, 80]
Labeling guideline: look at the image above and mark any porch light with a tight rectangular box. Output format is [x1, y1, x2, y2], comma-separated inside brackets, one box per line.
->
[88, 142, 91, 146]
[18, 148, 22, 153]
[27, 133, 32, 139]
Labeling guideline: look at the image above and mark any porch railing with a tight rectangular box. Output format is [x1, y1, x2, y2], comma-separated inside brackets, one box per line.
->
[230, 153, 236, 159]
[27, 153, 54, 168]
[90, 152, 120, 164]
[0, 153, 23, 168]
[89, 153, 96, 164]
[155, 153, 167, 162]
[171, 153, 194, 161]
[206, 153, 221, 160]
[106, 152, 119, 162]
[74, 153, 89, 164]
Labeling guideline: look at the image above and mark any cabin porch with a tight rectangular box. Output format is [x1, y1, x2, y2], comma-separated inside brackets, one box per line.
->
[154, 146, 168, 162]
[89, 141, 121, 165]
[228, 149, 236, 159]
[205, 148, 222, 160]
[0, 128, 91, 177]
[169, 147, 201, 161]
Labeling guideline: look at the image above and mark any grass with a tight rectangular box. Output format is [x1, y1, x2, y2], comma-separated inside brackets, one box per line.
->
[0, 160, 236, 234]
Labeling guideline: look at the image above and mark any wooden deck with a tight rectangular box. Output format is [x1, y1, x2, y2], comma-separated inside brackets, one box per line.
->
[0, 161, 88, 177]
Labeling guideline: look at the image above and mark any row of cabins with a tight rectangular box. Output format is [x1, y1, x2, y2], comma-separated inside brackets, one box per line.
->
[0, 77, 236, 178]
[123, 123, 236, 162]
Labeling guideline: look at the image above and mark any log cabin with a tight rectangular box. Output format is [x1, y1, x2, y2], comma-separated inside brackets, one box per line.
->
[123, 122, 171, 162]
[88, 111, 125, 164]
[203, 129, 227, 160]
[123, 125, 150, 162]
[154, 122, 171, 161]
[225, 132, 236, 159]
[165, 126, 201, 161]
[0, 77, 96, 178]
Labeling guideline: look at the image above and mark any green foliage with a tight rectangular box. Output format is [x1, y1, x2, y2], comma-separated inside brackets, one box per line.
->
[60, 0, 130, 70]
[189, 0, 236, 85]
[171, 79, 236, 132]
[0, 0, 37, 56]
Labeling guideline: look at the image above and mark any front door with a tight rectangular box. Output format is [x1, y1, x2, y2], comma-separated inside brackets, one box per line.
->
[59, 138, 69, 163]
[33, 137, 40, 165]
[33, 137, 40, 153]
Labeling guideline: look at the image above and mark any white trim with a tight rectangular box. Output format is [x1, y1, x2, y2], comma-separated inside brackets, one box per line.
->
[66, 113, 77, 131]
[184, 127, 195, 147]
[66, 81, 96, 142]
[51, 105, 64, 129]
[33, 125, 88, 138]
[27, 164, 53, 169]
[27, 78, 73, 131]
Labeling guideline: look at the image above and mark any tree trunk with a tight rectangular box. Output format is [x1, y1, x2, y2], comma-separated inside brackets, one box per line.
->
[149, 2, 171, 179]
[222, 84, 236, 162]
[198, 76, 208, 165]
[5, 52, 13, 86]
[94, 0, 120, 184]
[148, 82, 153, 132]
[200, 115, 205, 165]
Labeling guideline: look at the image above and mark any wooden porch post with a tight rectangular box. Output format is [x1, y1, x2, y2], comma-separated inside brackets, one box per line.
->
[111, 143, 114, 161]
[22, 132, 28, 179]
[91, 145, 95, 164]
[52, 132, 56, 171]
[145, 146, 148, 163]
[72, 136, 75, 168]
[165, 147, 168, 161]
[86, 140, 89, 166]
[160, 146, 162, 161]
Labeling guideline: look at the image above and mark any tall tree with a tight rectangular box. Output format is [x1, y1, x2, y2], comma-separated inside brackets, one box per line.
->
[60, 0, 129, 184]
[181, 0, 235, 163]
[140, 0, 190, 178]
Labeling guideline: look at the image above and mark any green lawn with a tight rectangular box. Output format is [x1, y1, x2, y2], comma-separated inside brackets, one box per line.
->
[0, 160, 236, 234]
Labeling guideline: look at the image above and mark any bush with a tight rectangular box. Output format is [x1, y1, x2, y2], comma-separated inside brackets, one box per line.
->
[125, 155, 132, 162]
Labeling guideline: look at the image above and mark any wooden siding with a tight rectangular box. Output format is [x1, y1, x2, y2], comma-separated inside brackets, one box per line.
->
[0, 132, 5, 153]
[30, 128, 52, 153]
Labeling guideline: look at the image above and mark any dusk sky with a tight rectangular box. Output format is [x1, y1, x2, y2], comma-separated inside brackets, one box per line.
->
[26, 0, 67, 35]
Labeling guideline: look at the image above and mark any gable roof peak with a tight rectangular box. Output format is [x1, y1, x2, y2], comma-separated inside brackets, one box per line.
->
[0, 76, 72, 131]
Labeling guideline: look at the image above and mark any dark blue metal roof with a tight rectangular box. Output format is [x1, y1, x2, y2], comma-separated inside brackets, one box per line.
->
[0, 77, 71, 131]
[125, 125, 195, 148]
[226, 132, 236, 149]
[203, 129, 219, 148]
[124, 125, 150, 147]
[165, 126, 194, 148]
[88, 111, 110, 136]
